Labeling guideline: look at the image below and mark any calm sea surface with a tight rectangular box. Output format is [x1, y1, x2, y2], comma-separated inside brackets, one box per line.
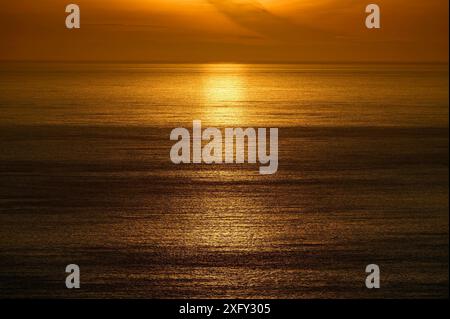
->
[0, 63, 448, 298]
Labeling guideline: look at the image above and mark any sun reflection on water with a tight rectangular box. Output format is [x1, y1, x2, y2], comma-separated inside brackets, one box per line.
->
[201, 64, 249, 127]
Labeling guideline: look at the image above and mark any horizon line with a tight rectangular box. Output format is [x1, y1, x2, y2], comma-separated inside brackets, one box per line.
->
[0, 59, 449, 65]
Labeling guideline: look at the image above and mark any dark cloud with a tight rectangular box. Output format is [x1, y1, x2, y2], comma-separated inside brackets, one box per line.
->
[206, 0, 332, 41]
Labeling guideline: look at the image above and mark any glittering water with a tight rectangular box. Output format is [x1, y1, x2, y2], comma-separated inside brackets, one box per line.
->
[0, 63, 448, 298]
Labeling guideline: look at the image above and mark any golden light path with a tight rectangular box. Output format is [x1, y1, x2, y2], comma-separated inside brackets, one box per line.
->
[200, 64, 249, 127]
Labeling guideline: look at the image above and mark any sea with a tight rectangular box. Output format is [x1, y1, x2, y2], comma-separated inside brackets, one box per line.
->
[0, 63, 448, 298]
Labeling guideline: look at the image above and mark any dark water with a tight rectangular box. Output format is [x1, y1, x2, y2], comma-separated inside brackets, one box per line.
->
[0, 63, 448, 298]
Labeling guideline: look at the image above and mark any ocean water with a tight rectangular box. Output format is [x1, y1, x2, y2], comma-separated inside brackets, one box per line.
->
[0, 63, 448, 298]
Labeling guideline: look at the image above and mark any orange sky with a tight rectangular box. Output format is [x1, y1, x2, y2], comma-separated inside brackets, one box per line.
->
[0, 0, 448, 62]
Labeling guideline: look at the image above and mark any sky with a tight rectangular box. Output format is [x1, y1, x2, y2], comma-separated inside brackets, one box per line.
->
[0, 0, 448, 62]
